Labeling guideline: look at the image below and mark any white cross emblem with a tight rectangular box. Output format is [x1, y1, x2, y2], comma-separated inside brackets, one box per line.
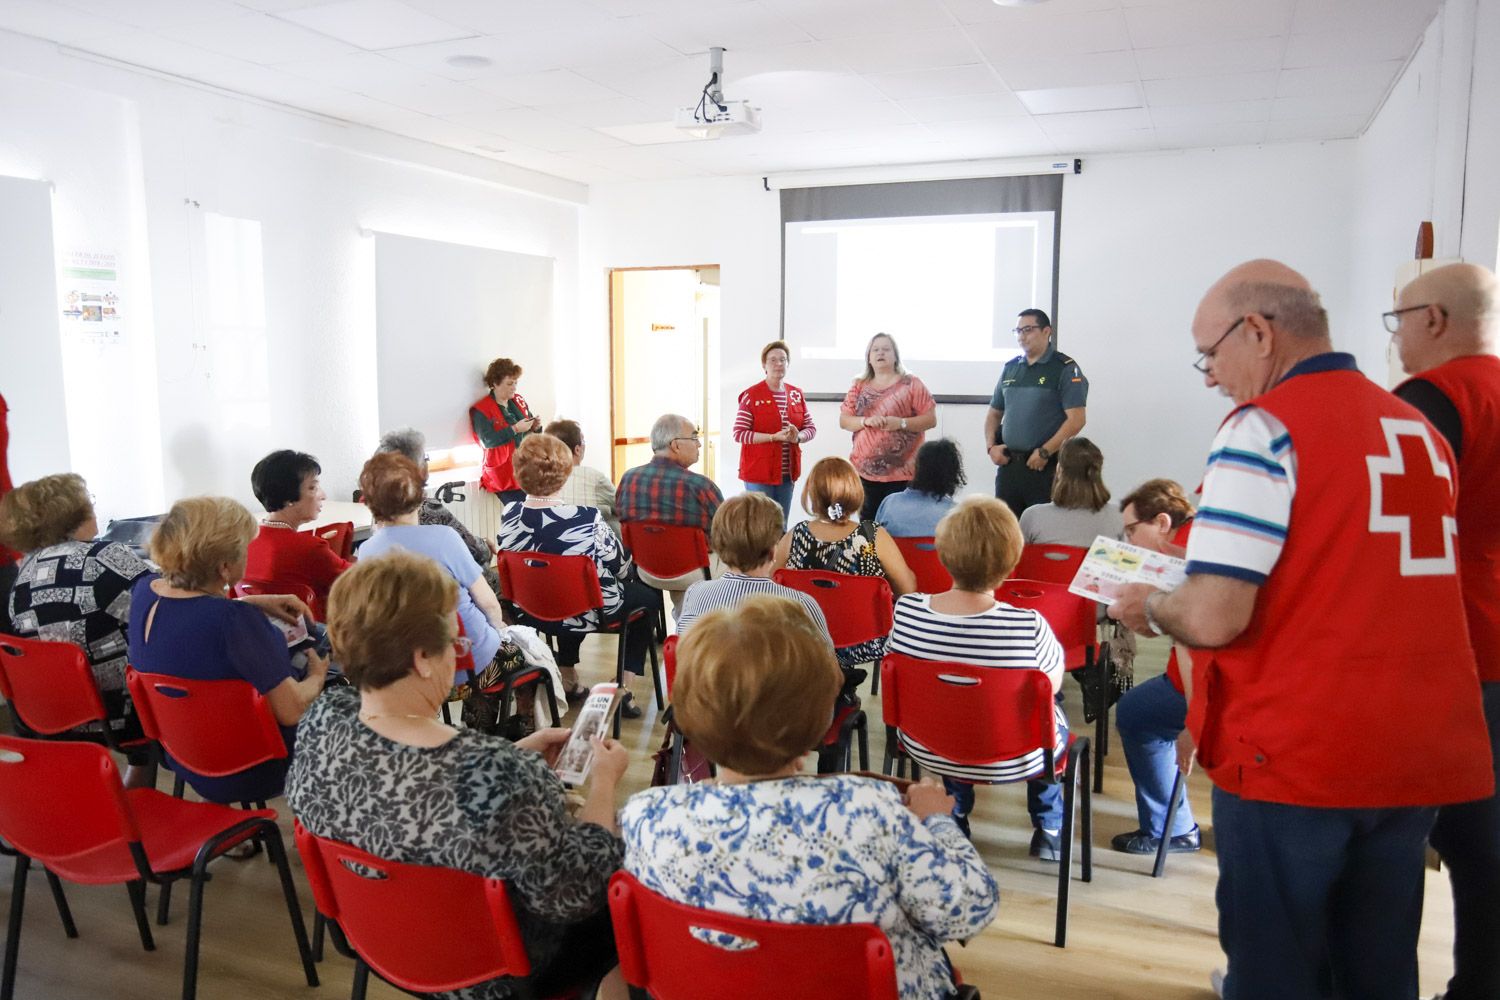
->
[1366, 417, 1457, 576]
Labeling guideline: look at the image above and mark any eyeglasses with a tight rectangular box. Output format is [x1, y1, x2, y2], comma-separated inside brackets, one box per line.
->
[1381, 303, 1444, 333]
[1012, 324, 1043, 336]
[1192, 314, 1271, 374]
[452, 636, 473, 657]
[673, 432, 701, 444]
[1122, 520, 1146, 534]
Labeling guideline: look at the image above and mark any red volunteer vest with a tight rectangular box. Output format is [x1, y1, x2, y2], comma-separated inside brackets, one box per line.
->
[470, 393, 531, 494]
[1185, 367, 1492, 808]
[1400, 355, 1500, 680]
[1163, 519, 1193, 694]
[737, 380, 809, 486]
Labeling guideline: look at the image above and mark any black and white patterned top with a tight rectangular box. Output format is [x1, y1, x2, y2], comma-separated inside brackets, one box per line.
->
[286, 687, 622, 996]
[497, 503, 626, 631]
[8, 539, 151, 693]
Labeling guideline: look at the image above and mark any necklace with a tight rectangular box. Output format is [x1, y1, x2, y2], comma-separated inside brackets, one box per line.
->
[359, 711, 443, 723]
[262, 519, 296, 530]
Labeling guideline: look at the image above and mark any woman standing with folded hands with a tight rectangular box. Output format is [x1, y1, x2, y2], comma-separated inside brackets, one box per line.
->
[735, 340, 816, 523]
[838, 333, 938, 520]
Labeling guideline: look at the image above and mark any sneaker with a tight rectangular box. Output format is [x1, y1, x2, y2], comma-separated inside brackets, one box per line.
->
[1210, 968, 1225, 998]
[1029, 828, 1062, 862]
[1110, 825, 1202, 855]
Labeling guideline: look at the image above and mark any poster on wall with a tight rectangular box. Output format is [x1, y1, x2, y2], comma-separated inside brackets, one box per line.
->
[58, 249, 123, 348]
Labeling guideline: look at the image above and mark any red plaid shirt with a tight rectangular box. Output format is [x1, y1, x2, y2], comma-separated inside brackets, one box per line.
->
[616, 456, 723, 536]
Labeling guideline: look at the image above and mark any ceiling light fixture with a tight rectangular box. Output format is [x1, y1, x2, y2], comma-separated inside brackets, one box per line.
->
[446, 54, 493, 69]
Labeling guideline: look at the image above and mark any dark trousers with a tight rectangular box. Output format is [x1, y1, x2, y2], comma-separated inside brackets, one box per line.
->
[995, 454, 1056, 519]
[1430, 681, 1500, 1000]
[551, 578, 658, 675]
[1213, 786, 1435, 1000]
[944, 707, 1069, 831]
[859, 477, 908, 521]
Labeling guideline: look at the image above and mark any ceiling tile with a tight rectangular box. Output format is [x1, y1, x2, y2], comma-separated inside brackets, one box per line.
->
[968, 8, 1133, 59]
[1270, 93, 1381, 121]
[1275, 60, 1403, 98]
[1036, 106, 1152, 132]
[897, 92, 1029, 122]
[1017, 82, 1143, 115]
[1124, 0, 1295, 48]
[275, 0, 477, 50]
[0, 0, 126, 44]
[1292, 0, 1438, 37]
[401, 0, 615, 35]
[761, 0, 952, 41]
[1283, 29, 1422, 68]
[920, 116, 1054, 147]
[1148, 99, 1270, 127]
[57, 0, 246, 29]
[156, 12, 360, 64]
[1039, 128, 1158, 154]
[1144, 70, 1278, 105]
[469, 69, 624, 107]
[546, 96, 664, 128]
[595, 121, 700, 145]
[572, 54, 706, 104]
[986, 49, 1139, 90]
[737, 70, 885, 105]
[620, 2, 811, 54]
[383, 24, 681, 79]
[1265, 114, 1367, 141]
[1135, 37, 1286, 80]
[827, 28, 982, 75]
[67, 30, 249, 78]
[446, 107, 627, 152]
[371, 78, 514, 116]
[761, 100, 916, 134]
[1152, 121, 1268, 149]
[943, 0, 1122, 25]
[866, 64, 1005, 101]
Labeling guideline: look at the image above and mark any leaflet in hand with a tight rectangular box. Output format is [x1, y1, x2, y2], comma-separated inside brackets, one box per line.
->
[553, 683, 623, 786]
[1068, 535, 1187, 606]
[267, 613, 311, 649]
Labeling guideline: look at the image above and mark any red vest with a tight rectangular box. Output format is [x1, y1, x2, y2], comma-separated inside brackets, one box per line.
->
[470, 393, 531, 494]
[737, 381, 809, 486]
[1185, 367, 1492, 808]
[1164, 519, 1193, 694]
[1400, 355, 1500, 680]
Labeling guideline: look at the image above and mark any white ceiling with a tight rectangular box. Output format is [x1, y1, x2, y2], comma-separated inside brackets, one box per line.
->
[1, 0, 1439, 185]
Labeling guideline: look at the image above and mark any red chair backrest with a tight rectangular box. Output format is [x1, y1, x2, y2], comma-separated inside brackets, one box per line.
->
[890, 537, 951, 594]
[1010, 544, 1088, 585]
[881, 652, 1056, 768]
[496, 551, 605, 622]
[771, 570, 894, 649]
[233, 578, 318, 610]
[663, 635, 679, 697]
[0, 635, 110, 736]
[293, 821, 531, 994]
[314, 521, 354, 561]
[0, 735, 139, 870]
[993, 578, 1096, 670]
[621, 521, 710, 580]
[608, 871, 899, 1000]
[126, 668, 287, 777]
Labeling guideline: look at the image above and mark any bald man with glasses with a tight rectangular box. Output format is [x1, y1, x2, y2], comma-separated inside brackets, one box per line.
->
[983, 308, 1089, 518]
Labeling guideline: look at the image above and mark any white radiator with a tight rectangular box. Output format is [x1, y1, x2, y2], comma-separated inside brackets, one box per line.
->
[440, 479, 505, 549]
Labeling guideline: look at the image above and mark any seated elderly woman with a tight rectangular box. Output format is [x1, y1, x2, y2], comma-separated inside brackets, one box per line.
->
[886, 496, 1072, 859]
[128, 497, 328, 804]
[246, 449, 351, 619]
[356, 452, 507, 693]
[620, 594, 997, 1000]
[374, 427, 497, 580]
[1018, 437, 1123, 547]
[874, 438, 967, 537]
[498, 434, 658, 716]
[287, 551, 630, 1000]
[675, 492, 829, 638]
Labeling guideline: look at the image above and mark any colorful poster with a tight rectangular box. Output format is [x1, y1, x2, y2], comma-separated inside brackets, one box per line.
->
[59, 249, 123, 348]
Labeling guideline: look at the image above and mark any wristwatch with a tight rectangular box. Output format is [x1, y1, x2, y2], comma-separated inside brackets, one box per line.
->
[1036, 446, 1052, 461]
[1143, 592, 1165, 637]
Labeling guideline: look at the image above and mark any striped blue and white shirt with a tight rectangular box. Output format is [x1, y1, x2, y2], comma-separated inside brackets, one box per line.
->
[1186, 406, 1297, 586]
[675, 572, 832, 642]
[887, 593, 1068, 783]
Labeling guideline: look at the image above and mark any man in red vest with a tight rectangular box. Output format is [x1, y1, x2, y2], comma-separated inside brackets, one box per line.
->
[1112, 259, 1493, 1000]
[1389, 262, 1500, 1000]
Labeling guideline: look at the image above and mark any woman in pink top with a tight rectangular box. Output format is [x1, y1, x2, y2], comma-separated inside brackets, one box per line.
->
[838, 333, 938, 519]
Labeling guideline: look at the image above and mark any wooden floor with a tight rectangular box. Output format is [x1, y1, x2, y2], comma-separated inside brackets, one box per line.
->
[3, 636, 1460, 999]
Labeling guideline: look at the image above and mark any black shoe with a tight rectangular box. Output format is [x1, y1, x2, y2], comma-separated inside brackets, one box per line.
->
[1110, 825, 1202, 855]
[564, 683, 589, 704]
[619, 692, 643, 720]
[1030, 829, 1062, 862]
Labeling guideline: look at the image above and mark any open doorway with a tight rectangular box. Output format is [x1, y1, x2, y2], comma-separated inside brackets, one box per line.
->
[608, 266, 721, 481]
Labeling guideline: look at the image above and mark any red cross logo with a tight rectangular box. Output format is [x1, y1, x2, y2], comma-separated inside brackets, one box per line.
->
[1366, 417, 1456, 576]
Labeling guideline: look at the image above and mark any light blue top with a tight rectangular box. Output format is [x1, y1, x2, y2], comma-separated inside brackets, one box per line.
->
[357, 523, 499, 671]
[875, 489, 957, 538]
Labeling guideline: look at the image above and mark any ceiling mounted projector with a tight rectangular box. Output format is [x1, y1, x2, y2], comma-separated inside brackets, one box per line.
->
[675, 46, 761, 139]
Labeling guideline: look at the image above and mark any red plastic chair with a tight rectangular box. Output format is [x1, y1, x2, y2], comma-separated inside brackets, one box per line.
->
[497, 551, 662, 738]
[0, 635, 155, 760]
[880, 652, 1092, 948]
[0, 735, 317, 1000]
[891, 536, 951, 594]
[294, 821, 574, 1000]
[995, 578, 1112, 793]
[621, 521, 712, 638]
[1009, 544, 1088, 585]
[772, 569, 894, 694]
[233, 578, 318, 609]
[313, 520, 354, 561]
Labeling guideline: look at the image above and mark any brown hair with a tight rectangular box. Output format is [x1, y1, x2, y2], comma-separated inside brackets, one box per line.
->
[760, 340, 790, 365]
[935, 496, 1024, 592]
[327, 550, 458, 691]
[544, 419, 583, 453]
[513, 434, 573, 497]
[673, 595, 841, 774]
[150, 497, 257, 592]
[359, 452, 425, 521]
[483, 357, 522, 388]
[1118, 479, 1195, 528]
[1051, 437, 1111, 512]
[801, 456, 864, 523]
[710, 493, 784, 571]
[0, 473, 92, 551]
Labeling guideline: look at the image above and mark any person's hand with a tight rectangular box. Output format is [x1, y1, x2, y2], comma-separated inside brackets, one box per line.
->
[1108, 582, 1160, 637]
[588, 736, 630, 786]
[988, 445, 1009, 466]
[903, 778, 956, 820]
[485, 537, 499, 556]
[238, 592, 311, 625]
[777, 423, 799, 443]
[1026, 448, 1049, 471]
[1175, 730, 1196, 776]
[304, 649, 330, 681]
[861, 414, 881, 429]
[515, 726, 571, 766]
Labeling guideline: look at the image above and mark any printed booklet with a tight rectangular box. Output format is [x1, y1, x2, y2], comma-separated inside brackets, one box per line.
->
[1068, 535, 1187, 606]
[554, 683, 623, 785]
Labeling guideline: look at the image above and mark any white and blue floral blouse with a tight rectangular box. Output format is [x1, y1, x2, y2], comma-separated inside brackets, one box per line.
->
[619, 775, 998, 999]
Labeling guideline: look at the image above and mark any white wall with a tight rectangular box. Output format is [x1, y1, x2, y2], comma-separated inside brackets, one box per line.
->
[0, 29, 583, 525]
[583, 140, 1357, 505]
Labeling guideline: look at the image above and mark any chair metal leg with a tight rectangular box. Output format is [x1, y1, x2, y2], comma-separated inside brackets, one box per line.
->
[613, 629, 627, 739]
[883, 725, 898, 776]
[3, 855, 29, 1000]
[1153, 769, 1186, 879]
[182, 873, 207, 1000]
[645, 627, 664, 711]
[311, 913, 325, 963]
[870, 655, 881, 696]
[857, 715, 869, 771]
[172, 773, 185, 799]
[125, 880, 155, 951]
[264, 827, 319, 988]
[1079, 740, 1093, 884]
[42, 870, 76, 939]
[351, 958, 370, 1000]
[1055, 743, 1079, 949]
[156, 881, 172, 926]
[541, 679, 560, 727]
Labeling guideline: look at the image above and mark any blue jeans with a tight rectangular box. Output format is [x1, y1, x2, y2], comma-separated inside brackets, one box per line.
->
[1429, 680, 1500, 1000]
[944, 710, 1068, 832]
[1116, 674, 1196, 837]
[1213, 787, 1434, 1000]
[743, 480, 794, 524]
